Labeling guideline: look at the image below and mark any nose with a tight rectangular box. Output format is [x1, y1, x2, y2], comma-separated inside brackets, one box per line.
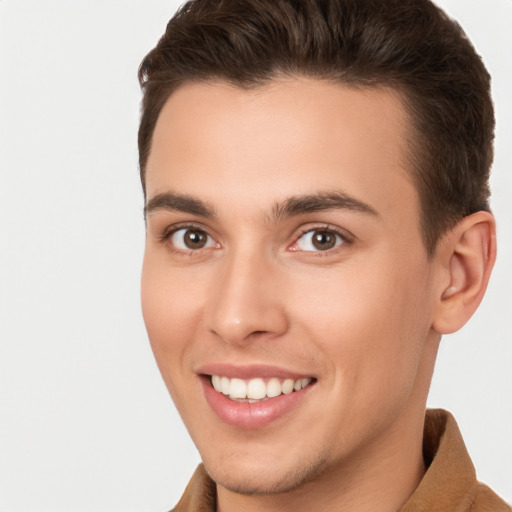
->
[204, 250, 289, 346]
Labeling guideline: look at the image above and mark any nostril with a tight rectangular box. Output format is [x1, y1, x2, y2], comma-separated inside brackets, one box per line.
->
[206, 298, 289, 345]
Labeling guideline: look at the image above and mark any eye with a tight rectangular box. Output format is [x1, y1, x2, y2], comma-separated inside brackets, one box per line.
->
[170, 228, 216, 251]
[294, 229, 345, 252]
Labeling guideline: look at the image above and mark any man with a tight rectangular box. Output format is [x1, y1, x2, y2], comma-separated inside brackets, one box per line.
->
[137, 1, 510, 511]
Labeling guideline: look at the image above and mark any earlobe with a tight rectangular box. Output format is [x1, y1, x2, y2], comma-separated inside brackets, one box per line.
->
[432, 211, 496, 334]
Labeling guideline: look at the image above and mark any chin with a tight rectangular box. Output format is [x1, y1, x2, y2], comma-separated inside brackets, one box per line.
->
[202, 451, 330, 496]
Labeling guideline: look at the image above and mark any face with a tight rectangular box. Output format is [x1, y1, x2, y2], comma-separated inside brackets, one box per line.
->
[141, 79, 441, 496]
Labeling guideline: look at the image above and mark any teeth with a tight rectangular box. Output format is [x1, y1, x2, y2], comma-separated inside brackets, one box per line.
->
[210, 375, 313, 400]
[247, 378, 266, 399]
[221, 376, 230, 395]
[212, 375, 221, 392]
[229, 378, 247, 399]
[282, 379, 295, 395]
[267, 377, 282, 398]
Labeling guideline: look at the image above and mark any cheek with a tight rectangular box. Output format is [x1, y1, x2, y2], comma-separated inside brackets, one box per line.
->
[290, 255, 433, 391]
[141, 256, 211, 426]
[141, 253, 203, 377]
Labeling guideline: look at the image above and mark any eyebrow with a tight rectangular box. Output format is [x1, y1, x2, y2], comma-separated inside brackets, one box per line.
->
[271, 191, 379, 221]
[144, 190, 378, 221]
[144, 192, 216, 219]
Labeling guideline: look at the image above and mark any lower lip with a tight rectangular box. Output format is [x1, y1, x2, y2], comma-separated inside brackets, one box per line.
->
[201, 377, 314, 429]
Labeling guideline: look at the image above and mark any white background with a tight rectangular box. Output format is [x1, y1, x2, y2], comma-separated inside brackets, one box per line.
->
[0, 1, 510, 510]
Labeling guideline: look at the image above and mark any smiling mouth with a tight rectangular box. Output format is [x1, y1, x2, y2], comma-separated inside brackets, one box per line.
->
[210, 375, 315, 402]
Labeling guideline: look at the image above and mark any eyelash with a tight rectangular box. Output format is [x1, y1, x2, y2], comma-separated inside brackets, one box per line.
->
[290, 224, 351, 255]
[159, 223, 218, 255]
[158, 223, 352, 255]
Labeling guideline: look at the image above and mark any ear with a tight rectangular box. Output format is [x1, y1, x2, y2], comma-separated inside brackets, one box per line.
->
[432, 211, 496, 334]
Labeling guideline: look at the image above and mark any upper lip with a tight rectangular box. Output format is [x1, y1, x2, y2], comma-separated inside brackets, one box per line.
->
[196, 363, 315, 380]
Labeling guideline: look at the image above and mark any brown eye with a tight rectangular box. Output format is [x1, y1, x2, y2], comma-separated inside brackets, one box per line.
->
[312, 231, 336, 250]
[296, 229, 344, 252]
[170, 228, 215, 250]
[184, 230, 207, 249]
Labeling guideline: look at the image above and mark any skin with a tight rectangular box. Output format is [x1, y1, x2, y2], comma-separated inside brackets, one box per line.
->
[141, 78, 495, 512]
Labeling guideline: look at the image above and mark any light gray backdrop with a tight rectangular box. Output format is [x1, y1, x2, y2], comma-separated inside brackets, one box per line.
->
[0, 1, 510, 510]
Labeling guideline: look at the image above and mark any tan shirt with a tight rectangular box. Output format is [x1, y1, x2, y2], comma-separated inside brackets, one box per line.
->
[172, 409, 511, 512]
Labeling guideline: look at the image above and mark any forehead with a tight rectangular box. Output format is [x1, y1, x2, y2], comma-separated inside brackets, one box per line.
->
[145, 78, 418, 222]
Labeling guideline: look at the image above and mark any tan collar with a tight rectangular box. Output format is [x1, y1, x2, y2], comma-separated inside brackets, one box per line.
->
[172, 409, 510, 512]
[400, 409, 477, 511]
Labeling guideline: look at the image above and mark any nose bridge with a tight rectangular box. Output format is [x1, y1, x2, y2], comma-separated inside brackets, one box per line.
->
[205, 244, 288, 344]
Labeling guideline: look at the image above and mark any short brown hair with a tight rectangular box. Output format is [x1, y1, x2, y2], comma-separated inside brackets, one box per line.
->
[138, 0, 494, 255]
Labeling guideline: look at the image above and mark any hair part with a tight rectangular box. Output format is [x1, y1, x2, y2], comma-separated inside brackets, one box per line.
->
[138, 0, 494, 255]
